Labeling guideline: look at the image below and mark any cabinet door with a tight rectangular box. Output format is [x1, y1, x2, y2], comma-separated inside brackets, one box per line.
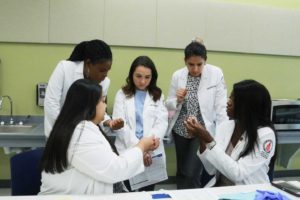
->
[0, 0, 49, 43]
[156, 0, 206, 49]
[49, 0, 105, 44]
[104, 0, 156, 47]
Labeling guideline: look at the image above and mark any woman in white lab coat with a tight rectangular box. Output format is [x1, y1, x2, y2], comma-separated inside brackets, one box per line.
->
[44, 39, 123, 137]
[185, 80, 276, 187]
[165, 41, 228, 189]
[112, 56, 168, 191]
[40, 79, 160, 195]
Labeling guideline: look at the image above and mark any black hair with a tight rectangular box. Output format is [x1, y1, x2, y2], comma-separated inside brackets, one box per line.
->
[68, 39, 112, 64]
[122, 56, 162, 102]
[41, 79, 102, 173]
[184, 41, 207, 60]
[233, 80, 276, 158]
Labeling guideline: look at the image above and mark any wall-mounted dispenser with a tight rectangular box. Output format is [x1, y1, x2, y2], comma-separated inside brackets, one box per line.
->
[36, 83, 47, 107]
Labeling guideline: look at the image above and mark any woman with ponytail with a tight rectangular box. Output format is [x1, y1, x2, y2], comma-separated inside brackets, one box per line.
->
[44, 39, 123, 138]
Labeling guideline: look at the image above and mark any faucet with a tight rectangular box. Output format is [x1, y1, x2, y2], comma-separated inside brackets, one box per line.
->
[0, 95, 14, 125]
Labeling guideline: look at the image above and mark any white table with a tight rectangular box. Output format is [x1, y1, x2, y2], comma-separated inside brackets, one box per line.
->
[0, 184, 297, 200]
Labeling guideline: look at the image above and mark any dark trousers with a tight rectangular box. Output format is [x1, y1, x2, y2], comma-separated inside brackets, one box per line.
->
[124, 180, 155, 192]
[173, 132, 203, 189]
[138, 184, 155, 191]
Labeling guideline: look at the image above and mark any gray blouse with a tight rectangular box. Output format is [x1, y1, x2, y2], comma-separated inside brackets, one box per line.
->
[173, 74, 205, 138]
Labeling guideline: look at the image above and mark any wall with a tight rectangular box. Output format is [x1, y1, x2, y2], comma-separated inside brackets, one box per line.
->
[1, 42, 300, 118]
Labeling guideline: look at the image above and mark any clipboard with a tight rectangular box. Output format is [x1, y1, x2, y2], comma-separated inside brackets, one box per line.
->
[272, 180, 300, 197]
[129, 152, 168, 190]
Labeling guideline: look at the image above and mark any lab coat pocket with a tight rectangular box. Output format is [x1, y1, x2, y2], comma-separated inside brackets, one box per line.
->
[145, 104, 158, 127]
[207, 85, 217, 90]
[206, 85, 217, 100]
[146, 105, 157, 119]
[149, 103, 159, 107]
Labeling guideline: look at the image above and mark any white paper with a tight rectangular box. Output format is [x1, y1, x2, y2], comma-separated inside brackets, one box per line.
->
[129, 153, 168, 190]
[288, 181, 300, 189]
[168, 189, 219, 200]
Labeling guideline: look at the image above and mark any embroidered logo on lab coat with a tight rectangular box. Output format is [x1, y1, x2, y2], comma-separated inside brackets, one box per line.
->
[261, 140, 273, 159]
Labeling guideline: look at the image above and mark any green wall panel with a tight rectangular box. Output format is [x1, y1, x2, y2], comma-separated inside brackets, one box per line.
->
[1, 42, 300, 117]
[0, 41, 300, 180]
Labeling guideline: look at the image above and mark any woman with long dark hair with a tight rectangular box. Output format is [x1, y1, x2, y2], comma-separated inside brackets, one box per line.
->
[44, 39, 123, 138]
[40, 79, 159, 195]
[185, 80, 276, 187]
[112, 56, 168, 191]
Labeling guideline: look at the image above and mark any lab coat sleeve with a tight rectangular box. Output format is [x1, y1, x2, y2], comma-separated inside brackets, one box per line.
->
[165, 72, 179, 111]
[201, 129, 275, 183]
[112, 90, 139, 151]
[98, 113, 112, 134]
[112, 90, 125, 122]
[198, 150, 217, 175]
[100, 77, 110, 97]
[44, 61, 65, 137]
[213, 70, 228, 125]
[148, 95, 168, 140]
[71, 127, 144, 184]
[99, 78, 112, 133]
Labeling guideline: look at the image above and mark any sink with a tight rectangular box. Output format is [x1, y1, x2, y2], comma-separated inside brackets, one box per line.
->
[0, 124, 36, 133]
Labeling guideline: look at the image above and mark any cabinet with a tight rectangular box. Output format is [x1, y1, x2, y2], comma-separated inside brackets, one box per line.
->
[0, 0, 49, 43]
[1, 0, 300, 56]
[49, 0, 105, 44]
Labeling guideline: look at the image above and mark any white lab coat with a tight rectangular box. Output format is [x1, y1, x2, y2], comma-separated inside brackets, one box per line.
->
[44, 60, 110, 137]
[39, 121, 144, 195]
[165, 64, 228, 136]
[198, 120, 276, 187]
[112, 89, 168, 164]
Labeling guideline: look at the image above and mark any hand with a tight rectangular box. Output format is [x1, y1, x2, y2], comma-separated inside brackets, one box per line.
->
[143, 152, 152, 167]
[184, 116, 204, 136]
[184, 117, 212, 143]
[108, 118, 124, 130]
[137, 136, 160, 152]
[176, 88, 187, 103]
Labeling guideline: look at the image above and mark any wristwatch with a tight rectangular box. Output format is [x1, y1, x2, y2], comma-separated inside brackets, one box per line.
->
[206, 140, 216, 150]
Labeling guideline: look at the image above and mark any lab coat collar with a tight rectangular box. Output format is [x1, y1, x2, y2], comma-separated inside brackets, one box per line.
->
[198, 65, 208, 92]
[182, 65, 208, 86]
[144, 91, 155, 107]
[178, 68, 188, 88]
[125, 95, 135, 131]
[231, 133, 247, 160]
[183, 64, 208, 78]
[75, 61, 84, 79]
[220, 120, 235, 151]
[123, 91, 153, 132]
[218, 120, 247, 151]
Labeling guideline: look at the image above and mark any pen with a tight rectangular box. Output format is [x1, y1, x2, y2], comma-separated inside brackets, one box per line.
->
[152, 153, 162, 158]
